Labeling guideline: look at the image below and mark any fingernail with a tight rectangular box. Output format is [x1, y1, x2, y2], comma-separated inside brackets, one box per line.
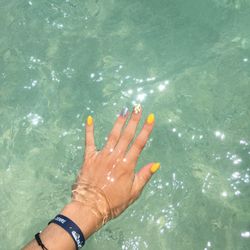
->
[87, 115, 93, 126]
[150, 162, 160, 174]
[120, 107, 129, 117]
[147, 113, 155, 124]
[133, 104, 141, 114]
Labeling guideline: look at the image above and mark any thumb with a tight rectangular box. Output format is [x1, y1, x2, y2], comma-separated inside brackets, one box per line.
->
[133, 162, 161, 196]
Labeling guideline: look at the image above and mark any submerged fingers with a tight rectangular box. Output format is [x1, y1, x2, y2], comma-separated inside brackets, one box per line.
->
[115, 104, 142, 154]
[85, 105, 155, 163]
[126, 113, 155, 163]
[132, 162, 161, 196]
[85, 115, 96, 155]
[104, 107, 129, 152]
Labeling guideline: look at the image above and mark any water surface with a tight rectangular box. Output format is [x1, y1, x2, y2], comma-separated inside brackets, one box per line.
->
[0, 0, 250, 249]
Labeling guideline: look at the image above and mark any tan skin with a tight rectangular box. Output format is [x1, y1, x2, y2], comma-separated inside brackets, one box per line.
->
[23, 106, 160, 250]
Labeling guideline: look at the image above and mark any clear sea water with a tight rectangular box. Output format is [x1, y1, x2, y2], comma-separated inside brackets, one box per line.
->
[0, 0, 250, 249]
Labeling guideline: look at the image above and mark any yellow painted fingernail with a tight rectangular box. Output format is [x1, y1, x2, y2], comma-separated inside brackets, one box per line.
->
[87, 115, 93, 126]
[147, 113, 155, 124]
[150, 162, 160, 174]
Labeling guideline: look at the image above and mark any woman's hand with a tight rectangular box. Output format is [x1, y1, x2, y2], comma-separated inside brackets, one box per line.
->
[23, 105, 160, 250]
[70, 105, 160, 234]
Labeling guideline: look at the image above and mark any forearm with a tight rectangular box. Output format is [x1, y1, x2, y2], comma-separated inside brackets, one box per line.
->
[23, 201, 102, 250]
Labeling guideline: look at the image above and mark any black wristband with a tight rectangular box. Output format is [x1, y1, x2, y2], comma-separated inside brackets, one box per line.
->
[49, 214, 85, 249]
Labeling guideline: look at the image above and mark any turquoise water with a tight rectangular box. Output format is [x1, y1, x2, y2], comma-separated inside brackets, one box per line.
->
[0, 0, 250, 249]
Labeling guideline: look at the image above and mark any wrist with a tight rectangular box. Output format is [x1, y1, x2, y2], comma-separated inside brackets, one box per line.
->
[71, 181, 112, 224]
[60, 201, 104, 239]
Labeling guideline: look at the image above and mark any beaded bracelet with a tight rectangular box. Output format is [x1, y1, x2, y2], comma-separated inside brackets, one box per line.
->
[35, 232, 48, 250]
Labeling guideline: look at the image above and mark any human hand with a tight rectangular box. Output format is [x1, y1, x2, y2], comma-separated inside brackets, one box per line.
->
[23, 105, 160, 250]
[71, 105, 160, 231]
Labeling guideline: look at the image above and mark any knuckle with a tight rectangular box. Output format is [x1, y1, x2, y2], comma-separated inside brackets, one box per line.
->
[142, 126, 151, 135]
[108, 133, 119, 143]
[86, 130, 92, 136]
[132, 186, 142, 199]
[131, 112, 141, 121]
[124, 130, 134, 140]
[131, 115, 139, 122]
[133, 140, 145, 152]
